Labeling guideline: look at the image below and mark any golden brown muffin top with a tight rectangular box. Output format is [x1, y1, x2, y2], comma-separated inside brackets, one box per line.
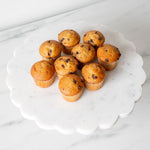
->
[39, 40, 62, 58]
[82, 63, 105, 84]
[59, 74, 84, 96]
[54, 56, 79, 75]
[83, 30, 105, 47]
[31, 60, 55, 81]
[97, 44, 121, 63]
[58, 29, 80, 47]
[71, 43, 95, 63]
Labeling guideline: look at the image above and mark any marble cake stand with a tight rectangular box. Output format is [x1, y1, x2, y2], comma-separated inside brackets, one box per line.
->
[7, 22, 146, 135]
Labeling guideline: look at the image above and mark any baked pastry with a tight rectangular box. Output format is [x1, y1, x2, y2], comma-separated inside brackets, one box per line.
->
[58, 29, 80, 54]
[54, 56, 79, 79]
[39, 40, 62, 61]
[83, 30, 105, 49]
[71, 43, 95, 64]
[31, 60, 55, 88]
[59, 74, 84, 102]
[81, 63, 105, 90]
[97, 44, 121, 70]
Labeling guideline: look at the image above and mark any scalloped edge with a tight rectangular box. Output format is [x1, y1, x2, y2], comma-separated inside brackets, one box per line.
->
[6, 24, 146, 135]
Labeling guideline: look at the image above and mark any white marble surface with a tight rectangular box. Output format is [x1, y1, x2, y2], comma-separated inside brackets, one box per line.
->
[7, 22, 146, 135]
[0, 0, 150, 149]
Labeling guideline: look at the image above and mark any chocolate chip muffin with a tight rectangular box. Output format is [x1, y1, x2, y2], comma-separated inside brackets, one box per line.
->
[31, 60, 55, 88]
[97, 44, 121, 70]
[54, 56, 79, 79]
[39, 40, 63, 61]
[81, 63, 105, 90]
[71, 43, 95, 64]
[83, 30, 105, 49]
[59, 74, 84, 102]
[58, 29, 80, 54]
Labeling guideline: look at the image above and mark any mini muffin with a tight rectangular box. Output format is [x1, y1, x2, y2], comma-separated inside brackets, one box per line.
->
[58, 29, 80, 54]
[54, 56, 79, 79]
[83, 30, 105, 49]
[59, 74, 84, 102]
[31, 60, 55, 88]
[82, 63, 105, 90]
[97, 44, 121, 70]
[39, 40, 62, 61]
[71, 43, 95, 64]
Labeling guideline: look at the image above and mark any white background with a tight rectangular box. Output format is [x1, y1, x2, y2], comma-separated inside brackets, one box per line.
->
[0, 0, 150, 149]
[0, 0, 98, 30]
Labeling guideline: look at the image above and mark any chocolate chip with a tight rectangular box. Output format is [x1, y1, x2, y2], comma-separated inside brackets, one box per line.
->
[65, 58, 70, 63]
[48, 53, 50, 56]
[99, 37, 102, 40]
[105, 49, 108, 52]
[71, 52, 74, 55]
[87, 41, 90, 44]
[81, 45, 84, 47]
[105, 59, 109, 62]
[76, 51, 79, 54]
[59, 58, 63, 60]
[119, 53, 121, 57]
[70, 29, 73, 31]
[78, 85, 81, 89]
[73, 79, 76, 84]
[48, 40, 51, 43]
[49, 49, 52, 53]
[88, 47, 90, 50]
[81, 80, 84, 83]
[92, 74, 98, 79]
[90, 39, 93, 43]
[117, 57, 120, 60]
[67, 38, 70, 41]
[114, 48, 119, 53]
[84, 34, 86, 37]
[69, 72, 73, 74]
[61, 38, 64, 43]
[61, 64, 65, 68]
[95, 31, 98, 34]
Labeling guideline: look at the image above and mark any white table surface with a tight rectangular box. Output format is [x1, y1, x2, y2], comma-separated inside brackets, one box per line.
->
[0, 0, 150, 149]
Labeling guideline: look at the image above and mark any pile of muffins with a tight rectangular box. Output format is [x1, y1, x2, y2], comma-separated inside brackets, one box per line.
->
[31, 29, 121, 102]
